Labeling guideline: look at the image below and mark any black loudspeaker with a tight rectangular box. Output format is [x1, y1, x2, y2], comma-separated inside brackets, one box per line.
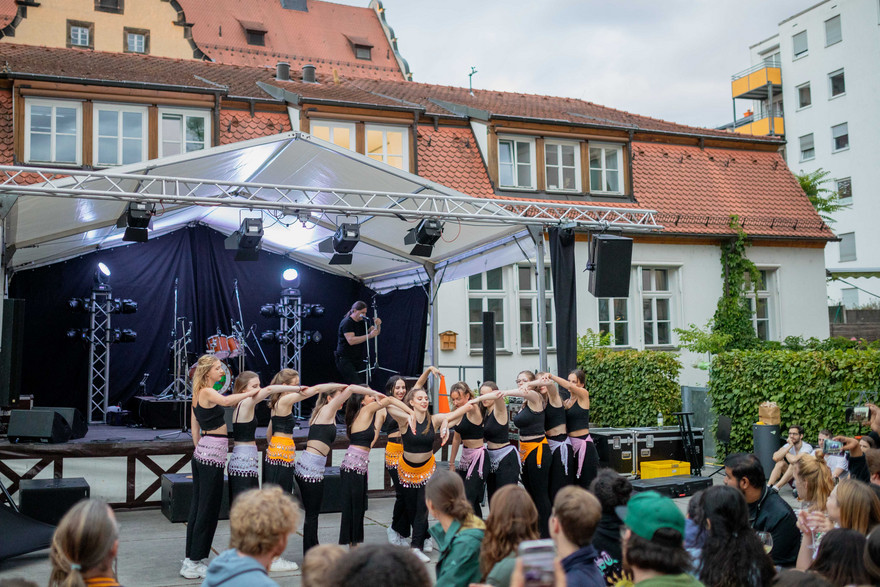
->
[588, 234, 633, 298]
[19, 477, 91, 525]
[161, 473, 231, 523]
[482, 311, 496, 383]
[0, 298, 25, 407]
[8, 410, 72, 443]
[33, 408, 88, 439]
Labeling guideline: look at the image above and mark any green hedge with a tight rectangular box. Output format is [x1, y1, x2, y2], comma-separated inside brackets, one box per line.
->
[709, 349, 880, 456]
[579, 348, 682, 427]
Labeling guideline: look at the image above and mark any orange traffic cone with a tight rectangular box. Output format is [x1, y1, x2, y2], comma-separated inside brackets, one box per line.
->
[438, 374, 450, 412]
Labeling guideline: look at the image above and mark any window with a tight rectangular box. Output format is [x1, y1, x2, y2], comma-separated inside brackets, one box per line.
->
[829, 69, 845, 97]
[744, 270, 774, 341]
[467, 268, 506, 351]
[355, 45, 371, 60]
[640, 268, 673, 346]
[517, 265, 554, 350]
[763, 51, 781, 67]
[310, 120, 355, 150]
[792, 30, 808, 58]
[839, 232, 856, 262]
[124, 27, 149, 54]
[598, 298, 628, 346]
[93, 104, 147, 166]
[365, 125, 408, 170]
[24, 99, 82, 165]
[837, 177, 852, 204]
[68, 20, 94, 49]
[589, 144, 623, 194]
[825, 15, 842, 46]
[246, 30, 266, 46]
[797, 82, 812, 108]
[842, 288, 859, 308]
[832, 123, 849, 152]
[544, 141, 580, 192]
[95, 0, 123, 13]
[799, 133, 815, 161]
[498, 136, 535, 189]
[158, 109, 211, 156]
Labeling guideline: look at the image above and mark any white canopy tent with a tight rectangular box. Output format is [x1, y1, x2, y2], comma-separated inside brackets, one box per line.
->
[0, 131, 661, 369]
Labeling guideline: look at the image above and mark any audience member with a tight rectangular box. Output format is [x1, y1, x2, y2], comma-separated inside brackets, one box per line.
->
[550, 486, 604, 586]
[426, 469, 486, 587]
[690, 486, 775, 586]
[479, 485, 539, 587]
[203, 486, 300, 587]
[683, 491, 706, 559]
[589, 469, 632, 585]
[724, 452, 801, 566]
[301, 544, 346, 587]
[48, 499, 121, 587]
[860, 435, 876, 451]
[809, 528, 871, 586]
[771, 570, 831, 587]
[864, 527, 880, 583]
[768, 425, 814, 494]
[329, 544, 432, 587]
[818, 430, 848, 480]
[794, 453, 833, 512]
[616, 491, 702, 586]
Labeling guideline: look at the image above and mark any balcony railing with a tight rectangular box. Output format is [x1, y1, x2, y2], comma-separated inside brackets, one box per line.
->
[731, 62, 782, 100]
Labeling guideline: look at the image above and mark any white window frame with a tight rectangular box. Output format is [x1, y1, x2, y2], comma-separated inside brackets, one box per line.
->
[516, 264, 554, 351]
[598, 297, 629, 347]
[92, 103, 148, 167]
[23, 98, 83, 165]
[744, 270, 776, 342]
[799, 133, 815, 162]
[543, 140, 581, 193]
[157, 108, 211, 157]
[365, 124, 409, 171]
[127, 32, 146, 53]
[831, 122, 849, 153]
[497, 135, 536, 190]
[828, 69, 846, 99]
[588, 143, 624, 195]
[796, 82, 812, 109]
[841, 287, 859, 309]
[792, 30, 809, 59]
[839, 232, 857, 262]
[825, 15, 842, 47]
[836, 177, 852, 205]
[70, 25, 90, 47]
[467, 268, 508, 352]
[638, 267, 675, 347]
[309, 119, 355, 151]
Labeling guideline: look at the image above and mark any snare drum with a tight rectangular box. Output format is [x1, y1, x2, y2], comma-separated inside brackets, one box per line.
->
[226, 336, 241, 358]
[207, 335, 234, 359]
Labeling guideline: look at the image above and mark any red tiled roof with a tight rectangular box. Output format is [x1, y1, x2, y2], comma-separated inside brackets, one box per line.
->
[176, 0, 406, 81]
[631, 142, 832, 239]
[417, 126, 494, 199]
[219, 110, 291, 145]
[0, 88, 13, 164]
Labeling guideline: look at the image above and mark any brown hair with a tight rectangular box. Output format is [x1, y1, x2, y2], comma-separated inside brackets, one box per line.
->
[865, 448, 880, 477]
[233, 371, 259, 394]
[310, 387, 341, 425]
[269, 369, 299, 411]
[49, 500, 118, 587]
[796, 453, 834, 512]
[191, 354, 219, 403]
[480, 381, 499, 392]
[302, 544, 346, 587]
[403, 387, 432, 434]
[449, 381, 473, 401]
[425, 469, 473, 523]
[552, 486, 601, 547]
[837, 479, 880, 534]
[229, 486, 300, 556]
[517, 370, 536, 383]
[480, 485, 538, 579]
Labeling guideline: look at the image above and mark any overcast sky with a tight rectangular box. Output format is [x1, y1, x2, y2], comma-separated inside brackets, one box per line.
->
[336, 0, 811, 129]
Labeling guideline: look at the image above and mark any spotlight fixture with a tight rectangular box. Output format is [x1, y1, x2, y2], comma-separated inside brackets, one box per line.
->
[111, 328, 138, 343]
[66, 328, 88, 340]
[318, 223, 359, 265]
[224, 217, 264, 261]
[301, 303, 325, 318]
[260, 330, 285, 344]
[260, 303, 282, 318]
[404, 218, 443, 257]
[117, 202, 155, 242]
[111, 299, 138, 314]
[94, 263, 111, 288]
[67, 298, 91, 313]
[303, 330, 322, 344]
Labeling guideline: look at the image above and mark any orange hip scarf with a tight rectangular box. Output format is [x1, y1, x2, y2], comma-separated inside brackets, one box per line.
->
[265, 436, 296, 466]
[519, 438, 548, 467]
[385, 440, 403, 469]
[398, 454, 436, 488]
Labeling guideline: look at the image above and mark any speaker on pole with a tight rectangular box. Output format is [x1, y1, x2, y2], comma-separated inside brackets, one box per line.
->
[482, 311, 496, 384]
[0, 298, 25, 408]
[587, 234, 633, 298]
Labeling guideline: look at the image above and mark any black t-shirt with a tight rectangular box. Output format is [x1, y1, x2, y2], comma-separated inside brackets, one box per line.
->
[336, 315, 367, 360]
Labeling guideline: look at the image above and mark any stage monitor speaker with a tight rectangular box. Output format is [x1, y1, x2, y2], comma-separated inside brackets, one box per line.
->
[19, 478, 90, 525]
[0, 298, 25, 408]
[33, 407, 88, 439]
[482, 311, 496, 384]
[588, 235, 633, 298]
[8, 410, 72, 443]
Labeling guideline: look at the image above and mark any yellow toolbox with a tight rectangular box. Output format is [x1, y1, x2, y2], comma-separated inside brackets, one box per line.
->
[640, 460, 690, 479]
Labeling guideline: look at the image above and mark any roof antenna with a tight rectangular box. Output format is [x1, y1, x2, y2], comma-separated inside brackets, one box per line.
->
[468, 66, 478, 96]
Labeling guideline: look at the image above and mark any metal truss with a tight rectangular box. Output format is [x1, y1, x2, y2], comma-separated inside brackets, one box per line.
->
[88, 287, 112, 424]
[278, 290, 303, 419]
[0, 165, 662, 231]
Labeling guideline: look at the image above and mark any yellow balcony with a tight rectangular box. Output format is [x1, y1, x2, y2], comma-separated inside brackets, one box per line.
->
[731, 64, 782, 100]
[733, 116, 784, 136]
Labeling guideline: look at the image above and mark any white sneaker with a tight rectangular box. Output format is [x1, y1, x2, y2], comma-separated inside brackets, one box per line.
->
[180, 558, 208, 580]
[422, 537, 434, 553]
[386, 526, 405, 546]
[412, 548, 431, 563]
[269, 557, 299, 572]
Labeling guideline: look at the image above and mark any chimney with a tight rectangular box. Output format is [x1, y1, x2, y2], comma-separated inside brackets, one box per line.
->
[302, 64, 316, 84]
[276, 62, 290, 81]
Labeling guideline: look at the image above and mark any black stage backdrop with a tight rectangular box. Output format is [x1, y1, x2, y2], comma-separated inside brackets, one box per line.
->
[548, 227, 578, 377]
[9, 224, 428, 414]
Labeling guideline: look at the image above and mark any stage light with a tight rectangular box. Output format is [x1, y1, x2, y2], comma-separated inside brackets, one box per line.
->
[281, 267, 301, 289]
[112, 328, 137, 343]
[301, 303, 325, 318]
[66, 328, 88, 340]
[117, 201, 155, 242]
[404, 218, 443, 257]
[260, 303, 282, 318]
[112, 299, 138, 314]
[67, 298, 90, 313]
[318, 223, 360, 265]
[224, 217, 264, 261]
[260, 330, 285, 344]
[303, 330, 322, 344]
[94, 263, 111, 288]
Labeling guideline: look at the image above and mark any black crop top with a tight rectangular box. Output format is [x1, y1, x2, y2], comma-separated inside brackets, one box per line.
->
[349, 416, 376, 449]
[383, 415, 400, 436]
[271, 413, 295, 435]
[566, 401, 590, 432]
[309, 423, 337, 445]
[484, 411, 510, 445]
[455, 414, 484, 441]
[545, 403, 567, 431]
[513, 404, 545, 437]
[232, 415, 258, 442]
[194, 403, 226, 432]
[402, 416, 435, 453]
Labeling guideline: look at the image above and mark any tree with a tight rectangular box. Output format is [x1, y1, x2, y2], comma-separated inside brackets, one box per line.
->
[797, 168, 845, 225]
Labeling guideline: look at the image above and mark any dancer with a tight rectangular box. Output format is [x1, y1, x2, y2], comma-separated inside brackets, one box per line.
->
[339, 385, 414, 547]
[296, 383, 382, 554]
[528, 373, 573, 504]
[446, 381, 488, 518]
[335, 301, 381, 384]
[508, 370, 552, 538]
[49, 499, 120, 587]
[547, 369, 600, 490]
[386, 386, 474, 562]
[262, 369, 314, 494]
[181, 354, 259, 580]
[476, 381, 521, 503]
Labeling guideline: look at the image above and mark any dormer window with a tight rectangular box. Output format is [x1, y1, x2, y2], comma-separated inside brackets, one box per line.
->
[355, 45, 371, 60]
[345, 35, 373, 61]
[95, 0, 123, 14]
[239, 20, 267, 46]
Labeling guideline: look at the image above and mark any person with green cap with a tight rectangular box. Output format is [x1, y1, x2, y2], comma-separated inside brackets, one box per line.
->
[616, 491, 703, 586]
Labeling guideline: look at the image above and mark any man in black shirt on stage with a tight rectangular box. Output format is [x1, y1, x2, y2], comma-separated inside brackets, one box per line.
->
[335, 300, 381, 384]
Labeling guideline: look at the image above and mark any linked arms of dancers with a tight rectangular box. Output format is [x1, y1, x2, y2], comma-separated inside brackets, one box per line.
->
[190, 382, 261, 447]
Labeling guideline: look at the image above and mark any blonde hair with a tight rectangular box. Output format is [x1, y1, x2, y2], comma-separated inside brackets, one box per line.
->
[302, 544, 346, 587]
[837, 479, 880, 534]
[269, 369, 299, 411]
[191, 354, 220, 403]
[229, 486, 300, 555]
[49, 500, 118, 587]
[797, 453, 834, 512]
